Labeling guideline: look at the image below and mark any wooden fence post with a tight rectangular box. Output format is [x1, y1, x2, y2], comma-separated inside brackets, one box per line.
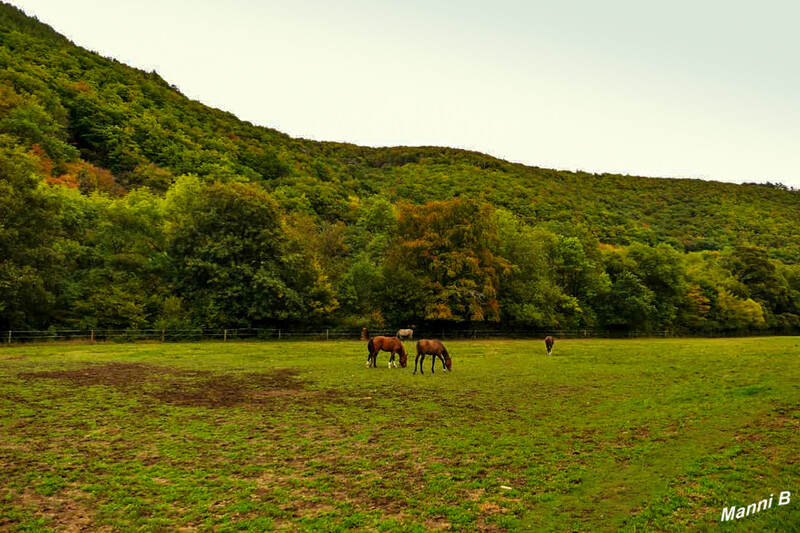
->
[278, 329, 281, 340]
[161, 330, 165, 342]
[6, 331, 10, 344]
[326, 329, 329, 340]
[90, 329, 95, 343]
[224, 329, 228, 342]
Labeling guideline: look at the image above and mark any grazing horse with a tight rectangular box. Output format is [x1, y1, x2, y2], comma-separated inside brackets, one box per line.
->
[414, 339, 452, 374]
[366, 336, 407, 368]
[397, 328, 414, 340]
[544, 336, 555, 356]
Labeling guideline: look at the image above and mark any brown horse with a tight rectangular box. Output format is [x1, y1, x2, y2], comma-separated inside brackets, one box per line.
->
[414, 339, 452, 374]
[544, 335, 555, 356]
[366, 336, 407, 368]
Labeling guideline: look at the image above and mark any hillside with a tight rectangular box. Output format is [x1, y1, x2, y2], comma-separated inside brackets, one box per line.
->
[1, 2, 799, 332]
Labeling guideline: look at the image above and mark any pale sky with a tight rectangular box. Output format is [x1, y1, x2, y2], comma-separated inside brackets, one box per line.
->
[9, 0, 800, 187]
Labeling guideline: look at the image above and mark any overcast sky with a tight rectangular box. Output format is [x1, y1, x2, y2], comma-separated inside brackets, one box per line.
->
[10, 0, 800, 187]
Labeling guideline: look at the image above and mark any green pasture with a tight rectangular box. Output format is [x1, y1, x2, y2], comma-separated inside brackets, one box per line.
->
[0, 338, 798, 532]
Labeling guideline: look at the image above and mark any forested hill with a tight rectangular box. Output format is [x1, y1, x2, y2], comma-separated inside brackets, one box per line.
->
[2, 2, 799, 333]
[1, 3, 797, 258]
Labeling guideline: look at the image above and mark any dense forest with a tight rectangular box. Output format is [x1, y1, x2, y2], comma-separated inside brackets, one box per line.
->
[1, 3, 799, 334]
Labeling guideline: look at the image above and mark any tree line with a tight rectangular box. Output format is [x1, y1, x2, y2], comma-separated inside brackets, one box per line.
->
[3, 158, 798, 333]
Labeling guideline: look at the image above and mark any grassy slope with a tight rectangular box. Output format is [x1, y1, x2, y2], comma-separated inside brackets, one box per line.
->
[1, 338, 798, 531]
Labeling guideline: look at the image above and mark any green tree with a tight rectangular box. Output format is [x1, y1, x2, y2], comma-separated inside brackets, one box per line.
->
[0, 137, 65, 328]
[715, 289, 765, 329]
[165, 176, 336, 327]
[626, 243, 687, 327]
[65, 188, 169, 329]
[725, 244, 791, 321]
[494, 211, 585, 327]
[596, 249, 655, 330]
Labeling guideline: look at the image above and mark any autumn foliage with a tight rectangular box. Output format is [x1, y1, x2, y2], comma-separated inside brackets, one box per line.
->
[388, 199, 508, 321]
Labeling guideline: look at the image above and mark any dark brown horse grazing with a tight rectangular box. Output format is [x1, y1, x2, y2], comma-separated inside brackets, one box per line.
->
[544, 336, 555, 356]
[414, 339, 452, 374]
[366, 336, 407, 368]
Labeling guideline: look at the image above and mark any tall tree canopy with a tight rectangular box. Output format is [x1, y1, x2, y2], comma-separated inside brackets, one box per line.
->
[165, 177, 336, 327]
[385, 198, 509, 322]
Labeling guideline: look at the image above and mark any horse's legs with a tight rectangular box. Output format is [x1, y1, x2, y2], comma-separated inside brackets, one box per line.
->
[388, 350, 394, 368]
[414, 353, 424, 374]
[436, 353, 447, 370]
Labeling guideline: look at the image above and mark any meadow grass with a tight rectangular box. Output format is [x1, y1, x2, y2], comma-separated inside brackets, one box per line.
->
[0, 337, 798, 531]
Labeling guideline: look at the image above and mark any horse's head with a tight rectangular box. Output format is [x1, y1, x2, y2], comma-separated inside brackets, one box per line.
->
[399, 350, 408, 368]
[445, 357, 453, 371]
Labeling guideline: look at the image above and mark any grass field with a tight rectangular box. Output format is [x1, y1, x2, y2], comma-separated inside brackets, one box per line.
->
[0, 338, 798, 532]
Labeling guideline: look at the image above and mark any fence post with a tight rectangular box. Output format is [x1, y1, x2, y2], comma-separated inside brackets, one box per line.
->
[6, 331, 10, 344]
[161, 330, 165, 342]
[224, 329, 227, 342]
[326, 329, 329, 340]
[278, 329, 281, 341]
[90, 329, 95, 343]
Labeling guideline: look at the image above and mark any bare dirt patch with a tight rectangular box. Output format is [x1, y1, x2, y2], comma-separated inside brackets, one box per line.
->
[20, 362, 181, 387]
[19, 363, 328, 408]
[151, 370, 312, 408]
[0, 355, 26, 361]
[6, 488, 112, 533]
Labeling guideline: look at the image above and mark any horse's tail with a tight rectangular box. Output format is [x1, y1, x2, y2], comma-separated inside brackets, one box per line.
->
[367, 338, 374, 354]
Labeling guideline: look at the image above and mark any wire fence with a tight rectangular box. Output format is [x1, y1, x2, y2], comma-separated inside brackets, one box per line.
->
[1, 327, 797, 345]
